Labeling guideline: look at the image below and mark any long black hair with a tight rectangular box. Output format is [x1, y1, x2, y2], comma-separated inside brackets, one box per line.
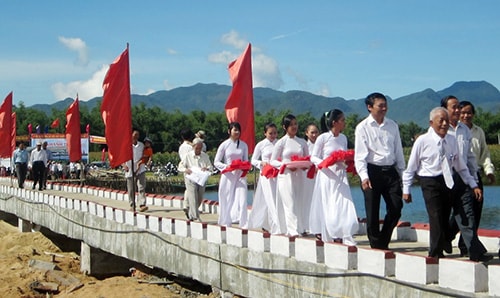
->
[320, 109, 344, 133]
[281, 114, 296, 132]
[228, 122, 241, 148]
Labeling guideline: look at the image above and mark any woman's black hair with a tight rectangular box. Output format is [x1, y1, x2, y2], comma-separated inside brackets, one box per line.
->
[281, 114, 296, 131]
[264, 122, 277, 133]
[320, 109, 344, 133]
[228, 122, 241, 148]
[180, 128, 195, 142]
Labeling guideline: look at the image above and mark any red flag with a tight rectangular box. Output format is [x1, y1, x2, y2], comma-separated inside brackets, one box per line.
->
[86, 123, 90, 134]
[65, 97, 82, 162]
[28, 123, 32, 135]
[11, 112, 16, 154]
[225, 43, 255, 154]
[0, 92, 13, 158]
[50, 118, 60, 128]
[101, 45, 132, 168]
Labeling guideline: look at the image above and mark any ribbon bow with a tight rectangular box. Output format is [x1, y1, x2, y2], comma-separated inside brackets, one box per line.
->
[279, 155, 316, 179]
[221, 159, 252, 177]
[318, 149, 356, 174]
[261, 164, 279, 178]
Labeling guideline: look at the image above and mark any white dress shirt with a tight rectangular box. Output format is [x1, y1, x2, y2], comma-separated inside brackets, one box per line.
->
[354, 114, 406, 181]
[446, 122, 478, 180]
[29, 148, 48, 167]
[467, 123, 495, 176]
[403, 129, 478, 194]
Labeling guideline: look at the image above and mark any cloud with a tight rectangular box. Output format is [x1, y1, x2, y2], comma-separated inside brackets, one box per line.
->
[316, 83, 331, 97]
[167, 48, 178, 55]
[270, 28, 307, 41]
[51, 65, 108, 101]
[220, 30, 248, 50]
[208, 50, 236, 64]
[58, 36, 89, 66]
[144, 89, 156, 95]
[209, 30, 283, 89]
[163, 80, 174, 90]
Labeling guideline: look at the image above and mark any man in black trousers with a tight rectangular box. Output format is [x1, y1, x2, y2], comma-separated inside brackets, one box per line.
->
[354, 92, 408, 249]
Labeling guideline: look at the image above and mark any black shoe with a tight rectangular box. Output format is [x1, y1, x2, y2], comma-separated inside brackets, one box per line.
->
[443, 241, 452, 254]
[459, 248, 469, 257]
[470, 254, 493, 262]
[183, 208, 189, 220]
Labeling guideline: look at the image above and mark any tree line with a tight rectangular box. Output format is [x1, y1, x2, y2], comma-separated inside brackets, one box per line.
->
[13, 101, 500, 154]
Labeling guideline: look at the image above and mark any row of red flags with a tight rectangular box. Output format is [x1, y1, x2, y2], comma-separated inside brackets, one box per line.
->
[0, 92, 82, 162]
[101, 43, 255, 168]
[1, 42, 256, 168]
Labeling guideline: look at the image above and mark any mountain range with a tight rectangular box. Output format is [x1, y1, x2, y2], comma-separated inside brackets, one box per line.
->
[32, 80, 500, 128]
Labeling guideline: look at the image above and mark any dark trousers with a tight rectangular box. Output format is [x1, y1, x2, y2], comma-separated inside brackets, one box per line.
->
[362, 164, 403, 249]
[448, 174, 487, 259]
[419, 176, 452, 257]
[15, 163, 27, 188]
[458, 172, 483, 253]
[32, 161, 45, 190]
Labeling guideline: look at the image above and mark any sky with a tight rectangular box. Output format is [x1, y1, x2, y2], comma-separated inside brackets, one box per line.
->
[2, 1, 500, 107]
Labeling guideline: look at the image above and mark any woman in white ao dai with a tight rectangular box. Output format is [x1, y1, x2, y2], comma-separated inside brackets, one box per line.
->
[310, 110, 358, 245]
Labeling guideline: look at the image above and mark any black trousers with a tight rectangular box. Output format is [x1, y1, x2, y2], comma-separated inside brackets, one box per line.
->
[362, 164, 403, 249]
[15, 162, 27, 188]
[448, 174, 487, 259]
[32, 161, 45, 190]
[419, 176, 452, 257]
[457, 172, 484, 253]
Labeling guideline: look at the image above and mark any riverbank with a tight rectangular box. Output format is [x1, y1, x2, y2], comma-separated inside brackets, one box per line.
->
[0, 218, 218, 297]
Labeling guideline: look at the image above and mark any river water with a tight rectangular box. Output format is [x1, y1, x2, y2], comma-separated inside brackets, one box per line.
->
[185, 186, 500, 230]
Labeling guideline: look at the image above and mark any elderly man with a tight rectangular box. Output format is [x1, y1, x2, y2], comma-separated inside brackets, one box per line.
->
[123, 129, 148, 212]
[178, 138, 213, 221]
[403, 107, 491, 261]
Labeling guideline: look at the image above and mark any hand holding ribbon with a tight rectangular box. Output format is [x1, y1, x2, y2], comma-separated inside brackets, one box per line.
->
[221, 159, 252, 177]
[318, 149, 356, 174]
[261, 163, 279, 178]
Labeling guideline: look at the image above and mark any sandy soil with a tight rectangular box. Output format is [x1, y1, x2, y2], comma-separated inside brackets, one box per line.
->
[0, 220, 218, 298]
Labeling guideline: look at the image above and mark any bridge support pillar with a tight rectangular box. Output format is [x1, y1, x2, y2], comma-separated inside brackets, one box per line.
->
[18, 218, 31, 232]
[80, 242, 137, 277]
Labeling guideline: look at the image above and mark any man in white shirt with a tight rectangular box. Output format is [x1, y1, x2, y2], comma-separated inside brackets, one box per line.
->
[459, 100, 497, 259]
[29, 141, 47, 191]
[178, 128, 195, 217]
[403, 107, 490, 261]
[354, 92, 407, 250]
[123, 129, 148, 212]
[441, 96, 490, 261]
[178, 138, 213, 221]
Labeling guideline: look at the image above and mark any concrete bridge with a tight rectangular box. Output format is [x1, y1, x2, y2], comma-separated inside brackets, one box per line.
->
[0, 177, 499, 297]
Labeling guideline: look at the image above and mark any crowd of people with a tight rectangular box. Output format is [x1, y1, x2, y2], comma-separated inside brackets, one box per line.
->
[173, 92, 496, 261]
[9, 92, 497, 261]
[12, 140, 85, 190]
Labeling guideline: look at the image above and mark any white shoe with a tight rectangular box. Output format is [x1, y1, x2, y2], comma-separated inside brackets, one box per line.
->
[343, 236, 357, 246]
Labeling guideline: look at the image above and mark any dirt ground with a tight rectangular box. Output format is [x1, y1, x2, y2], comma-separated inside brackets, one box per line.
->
[0, 220, 219, 298]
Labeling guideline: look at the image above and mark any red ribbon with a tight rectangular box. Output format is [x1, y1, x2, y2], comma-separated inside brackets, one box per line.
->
[221, 159, 252, 177]
[278, 155, 316, 179]
[261, 164, 279, 178]
[318, 149, 356, 174]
